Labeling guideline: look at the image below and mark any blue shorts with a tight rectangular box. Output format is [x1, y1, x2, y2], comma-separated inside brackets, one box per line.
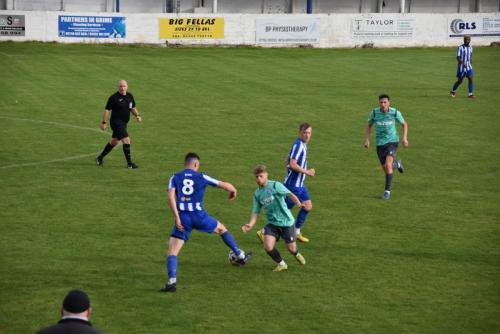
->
[284, 185, 311, 209]
[170, 210, 218, 241]
[457, 67, 473, 79]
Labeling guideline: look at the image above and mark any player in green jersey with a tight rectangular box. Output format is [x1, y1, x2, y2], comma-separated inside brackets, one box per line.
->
[242, 165, 306, 272]
[364, 94, 409, 200]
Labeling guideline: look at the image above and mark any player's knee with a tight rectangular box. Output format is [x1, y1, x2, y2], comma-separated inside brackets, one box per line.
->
[263, 243, 274, 252]
[303, 202, 312, 211]
[214, 223, 227, 235]
[286, 243, 297, 253]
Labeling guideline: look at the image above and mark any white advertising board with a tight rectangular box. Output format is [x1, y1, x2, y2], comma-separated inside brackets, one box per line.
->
[448, 15, 500, 37]
[256, 17, 320, 44]
[351, 16, 415, 38]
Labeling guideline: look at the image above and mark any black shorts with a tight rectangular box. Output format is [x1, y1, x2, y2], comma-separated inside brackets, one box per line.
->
[264, 224, 296, 244]
[110, 120, 129, 140]
[376, 142, 398, 165]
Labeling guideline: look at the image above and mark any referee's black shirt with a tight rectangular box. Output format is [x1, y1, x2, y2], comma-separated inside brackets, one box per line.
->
[105, 91, 136, 123]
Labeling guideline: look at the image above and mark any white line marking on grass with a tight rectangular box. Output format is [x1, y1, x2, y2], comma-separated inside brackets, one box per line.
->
[0, 152, 101, 169]
[0, 116, 104, 133]
[0, 116, 108, 169]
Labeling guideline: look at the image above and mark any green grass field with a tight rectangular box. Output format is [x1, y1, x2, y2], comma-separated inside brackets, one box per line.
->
[0, 42, 499, 334]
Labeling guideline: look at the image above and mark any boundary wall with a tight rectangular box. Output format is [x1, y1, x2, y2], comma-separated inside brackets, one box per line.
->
[1, 10, 499, 47]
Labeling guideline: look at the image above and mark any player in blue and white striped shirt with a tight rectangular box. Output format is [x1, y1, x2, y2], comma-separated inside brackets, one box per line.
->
[258, 123, 316, 243]
[160, 152, 251, 292]
[450, 36, 475, 98]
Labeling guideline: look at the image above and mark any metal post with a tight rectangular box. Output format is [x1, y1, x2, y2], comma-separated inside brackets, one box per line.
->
[306, 0, 312, 14]
[116, 0, 120, 12]
[213, 0, 217, 13]
[377, 0, 383, 13]
[401, 0, 405, 13]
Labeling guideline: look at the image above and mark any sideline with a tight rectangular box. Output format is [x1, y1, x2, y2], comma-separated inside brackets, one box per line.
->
[0, 116, 107, 169]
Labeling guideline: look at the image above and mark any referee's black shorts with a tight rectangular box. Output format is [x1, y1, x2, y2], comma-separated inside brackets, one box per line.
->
[376, 142, 398, 165]
[110, 120, 129, 140]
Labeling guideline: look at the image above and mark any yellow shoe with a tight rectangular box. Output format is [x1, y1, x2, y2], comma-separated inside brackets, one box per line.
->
[256, 229, 264, 243]
[295, 252, 306, 265]
[296, 233, 310, 243]
[272, 262, 288, 272]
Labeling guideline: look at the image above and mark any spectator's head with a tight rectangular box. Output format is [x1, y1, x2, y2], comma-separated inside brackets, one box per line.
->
[61, 289, 92, 319]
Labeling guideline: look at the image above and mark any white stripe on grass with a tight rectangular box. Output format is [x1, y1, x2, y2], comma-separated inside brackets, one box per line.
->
[0, 116, 107, 169]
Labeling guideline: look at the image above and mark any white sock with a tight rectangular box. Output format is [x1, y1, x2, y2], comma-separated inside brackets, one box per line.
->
[168, 277, 176, 285]
[279, 260, 286, 266]
[296, 228, 301, 236]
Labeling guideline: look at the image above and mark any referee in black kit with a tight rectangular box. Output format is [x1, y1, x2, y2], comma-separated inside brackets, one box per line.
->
[96, 80, 142, 169]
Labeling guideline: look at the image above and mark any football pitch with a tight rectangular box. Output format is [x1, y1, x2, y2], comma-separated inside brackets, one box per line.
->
[0, 42, 499, 333]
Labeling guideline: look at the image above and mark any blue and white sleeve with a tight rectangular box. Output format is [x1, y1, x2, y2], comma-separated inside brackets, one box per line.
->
[203, 174, 220, 187]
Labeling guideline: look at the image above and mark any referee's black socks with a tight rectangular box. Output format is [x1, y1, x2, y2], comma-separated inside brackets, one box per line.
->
[123, 144, 132, 163]
[99, 143, 114, 158]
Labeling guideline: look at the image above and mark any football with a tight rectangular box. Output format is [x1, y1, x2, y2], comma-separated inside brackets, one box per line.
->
[228, 250, 240, 265]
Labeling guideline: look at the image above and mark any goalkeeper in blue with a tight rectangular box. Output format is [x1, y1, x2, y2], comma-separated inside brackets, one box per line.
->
[160, 152, 252, 293]
[242, 165, 306, 272]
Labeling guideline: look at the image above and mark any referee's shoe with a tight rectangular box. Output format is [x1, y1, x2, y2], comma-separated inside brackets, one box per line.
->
[127, 162, 139, 169]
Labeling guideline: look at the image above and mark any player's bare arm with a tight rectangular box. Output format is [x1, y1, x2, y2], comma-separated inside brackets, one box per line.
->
[402, 122, 409, 147]
[242, 213, 258, 233]
[217, 181, 237, 200]
[290, 159, 315, 177]
[364, 124, 373, 148]
[287, 193, 302, 208]
[167, 188, 183, 231]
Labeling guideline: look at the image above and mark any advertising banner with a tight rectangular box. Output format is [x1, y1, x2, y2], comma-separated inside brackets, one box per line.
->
[351, 16, 414, 38]
[58, 16, 126, 38]
[256, 17, 320, 44]
[448, 16, 500, 37]
[159, 18, 224, 39]
[0, 15, 25, 36]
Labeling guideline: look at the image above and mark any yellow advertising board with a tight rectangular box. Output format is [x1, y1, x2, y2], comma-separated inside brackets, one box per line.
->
[159, 18, 224, 39]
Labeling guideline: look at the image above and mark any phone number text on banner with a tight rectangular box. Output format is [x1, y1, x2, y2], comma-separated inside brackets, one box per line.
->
[159, 18, 224, 39]
[59, 16, 126, 38]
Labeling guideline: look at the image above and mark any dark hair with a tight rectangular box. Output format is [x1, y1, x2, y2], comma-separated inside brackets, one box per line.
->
[299, 122, 311, 131]
[378, 94, 390, 101]
[253, 164, 267, 175]
[184, 152, 200, 165]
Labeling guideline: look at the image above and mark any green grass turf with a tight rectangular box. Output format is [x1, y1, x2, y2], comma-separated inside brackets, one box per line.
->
[0, 42, 499, 334]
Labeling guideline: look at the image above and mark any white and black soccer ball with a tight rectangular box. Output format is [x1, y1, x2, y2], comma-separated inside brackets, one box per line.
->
[228, 250, 240, 265]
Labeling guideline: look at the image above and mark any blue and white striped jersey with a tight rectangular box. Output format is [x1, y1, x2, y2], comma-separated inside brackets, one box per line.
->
[284, 138, 308, 188]
[457, 44, 473, 71]
[168, 169, 219, 212]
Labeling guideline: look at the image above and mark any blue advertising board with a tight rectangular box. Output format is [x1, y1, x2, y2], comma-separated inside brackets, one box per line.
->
[58, 16, 126, 38]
